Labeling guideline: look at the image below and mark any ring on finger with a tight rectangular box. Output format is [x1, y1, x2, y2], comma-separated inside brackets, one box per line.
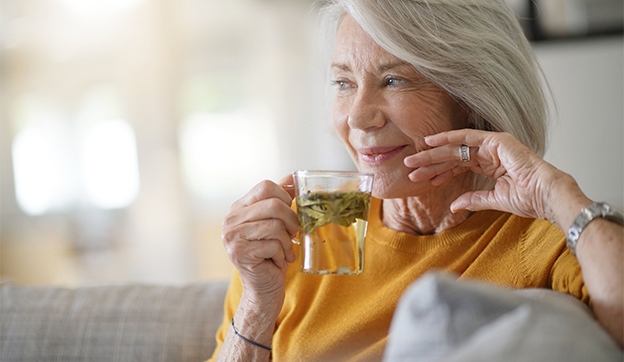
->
[459, 144, 470, 162]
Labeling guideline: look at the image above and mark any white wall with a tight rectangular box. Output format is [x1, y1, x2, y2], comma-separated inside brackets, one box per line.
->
[535, 36, 623, 210]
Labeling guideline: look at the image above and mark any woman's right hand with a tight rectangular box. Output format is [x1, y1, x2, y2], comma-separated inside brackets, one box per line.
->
[221, 176, 299, 309]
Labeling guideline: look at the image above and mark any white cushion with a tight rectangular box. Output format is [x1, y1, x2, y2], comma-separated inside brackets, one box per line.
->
[383, 272, 622, 362]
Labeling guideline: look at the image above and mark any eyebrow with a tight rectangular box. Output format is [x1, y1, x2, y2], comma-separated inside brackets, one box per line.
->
[378, 61, 410, 71]
[331, 61, 411, 71]
[331, 63, 351, 71]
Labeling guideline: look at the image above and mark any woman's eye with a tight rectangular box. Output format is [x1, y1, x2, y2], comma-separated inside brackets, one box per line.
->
[331, 80, 351, 90]
[385, 77, 407, 87]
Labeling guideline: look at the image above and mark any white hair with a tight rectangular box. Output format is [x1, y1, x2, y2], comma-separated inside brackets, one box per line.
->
[319, 0, 552, 189]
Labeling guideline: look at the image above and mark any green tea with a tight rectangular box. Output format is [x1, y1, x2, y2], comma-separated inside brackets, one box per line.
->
[296, 191, 371, 275]
[296, 191, 371, 234]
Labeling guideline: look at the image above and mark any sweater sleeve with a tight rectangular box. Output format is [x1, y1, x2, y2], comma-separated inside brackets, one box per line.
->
[549, 248, 591, 304]
[518, 216, 589, 304]
[205, 270, 244, 362]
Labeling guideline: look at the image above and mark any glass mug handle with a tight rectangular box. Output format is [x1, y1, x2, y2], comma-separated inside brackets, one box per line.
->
[283, 183, 300, 245]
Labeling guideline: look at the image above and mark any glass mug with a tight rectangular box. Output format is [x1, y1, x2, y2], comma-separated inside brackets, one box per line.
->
[291, 170, 374, 275]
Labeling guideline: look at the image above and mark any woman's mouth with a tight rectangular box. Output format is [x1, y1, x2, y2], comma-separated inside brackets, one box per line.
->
[358, 145, 407, 164]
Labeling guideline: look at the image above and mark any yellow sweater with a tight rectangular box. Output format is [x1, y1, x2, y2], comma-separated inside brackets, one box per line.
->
[207, 197, 587, 362]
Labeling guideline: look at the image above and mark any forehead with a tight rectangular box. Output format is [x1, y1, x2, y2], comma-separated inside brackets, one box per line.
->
[333, 15, 401, 68]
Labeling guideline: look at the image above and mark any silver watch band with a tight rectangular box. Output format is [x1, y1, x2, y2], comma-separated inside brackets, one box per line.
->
[566, 202, 624, 255]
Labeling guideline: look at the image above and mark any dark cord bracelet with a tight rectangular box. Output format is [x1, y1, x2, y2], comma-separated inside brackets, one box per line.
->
[231, 318, 273, 352]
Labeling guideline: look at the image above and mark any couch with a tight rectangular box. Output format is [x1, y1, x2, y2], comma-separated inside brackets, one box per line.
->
[1, 281, 229, 362]
[2, 274, 622, 362]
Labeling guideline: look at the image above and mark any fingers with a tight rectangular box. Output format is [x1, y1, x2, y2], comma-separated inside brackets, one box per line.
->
[418, 130, 555, 219]
[224, 197, 299, 237]
[223, 199, 298, 264]
[223, 216, 297, 263]
[223, 177, 300, 273]
[405, 128, 510, 186]
[450, 190, 496, 213]
[424, 129, 494, 148]
[228, 236, 291, 270]
[405, 141, 474, 184]
[407, 159, 469, 183]
[405, 143, 455, 167]
[430, 166, 470, 186]
[405, 144, 476, 168]
[232, 179, 293, 211]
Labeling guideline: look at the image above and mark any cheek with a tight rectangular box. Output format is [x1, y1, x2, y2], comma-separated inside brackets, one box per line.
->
[332, 98, 351, 142]
[389, 93, 462, 142]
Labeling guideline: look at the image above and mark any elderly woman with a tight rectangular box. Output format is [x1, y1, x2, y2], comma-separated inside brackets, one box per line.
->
[208, 0, 623, 361]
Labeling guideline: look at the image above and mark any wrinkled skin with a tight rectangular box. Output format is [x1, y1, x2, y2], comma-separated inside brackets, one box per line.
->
[221, 177, 297, 305]
[405, 129, 558, 221]
[217, 14, 623, 361]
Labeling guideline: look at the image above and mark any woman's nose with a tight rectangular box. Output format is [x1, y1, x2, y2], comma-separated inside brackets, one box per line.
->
[347, 88, 386, 130]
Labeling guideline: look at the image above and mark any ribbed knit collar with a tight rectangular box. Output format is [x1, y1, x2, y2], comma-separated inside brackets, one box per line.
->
[367, 197, 504, 253]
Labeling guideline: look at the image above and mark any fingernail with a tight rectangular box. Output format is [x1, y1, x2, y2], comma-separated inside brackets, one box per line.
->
[408, 170, 423, 182]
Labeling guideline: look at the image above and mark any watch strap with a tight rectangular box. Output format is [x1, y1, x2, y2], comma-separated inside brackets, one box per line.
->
[566, 202, 624, 255]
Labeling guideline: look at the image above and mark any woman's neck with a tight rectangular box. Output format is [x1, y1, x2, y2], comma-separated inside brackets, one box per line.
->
[380, 176, 474, 235]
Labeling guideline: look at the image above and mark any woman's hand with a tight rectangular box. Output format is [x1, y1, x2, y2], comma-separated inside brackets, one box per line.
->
[216, 175, 298, 361]
[222, 175, 299, 307]
[404, 129, 563, 221]
[217, 176, 298, 361]
[405, 129, 623, 347]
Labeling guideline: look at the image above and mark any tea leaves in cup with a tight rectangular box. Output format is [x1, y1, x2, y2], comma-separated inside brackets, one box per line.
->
[296, 191, 372, 234]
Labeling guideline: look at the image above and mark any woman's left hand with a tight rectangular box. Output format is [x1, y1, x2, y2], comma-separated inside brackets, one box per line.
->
[404, 129, 564, 220]
[407, 129, 624, 348]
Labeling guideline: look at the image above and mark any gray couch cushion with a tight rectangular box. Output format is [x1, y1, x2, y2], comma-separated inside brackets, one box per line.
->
[0, 281, 228, 362]
[383, 272, 623, 362]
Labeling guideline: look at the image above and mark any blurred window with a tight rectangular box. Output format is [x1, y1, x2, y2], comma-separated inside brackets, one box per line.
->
[12, 121, 75, 215]
[179, 112, 278, 201]
[82, 119, 140, 209]
[12, 109, 140, 215]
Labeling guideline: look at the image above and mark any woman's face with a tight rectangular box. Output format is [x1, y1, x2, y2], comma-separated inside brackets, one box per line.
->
[332, 15, 468, 198]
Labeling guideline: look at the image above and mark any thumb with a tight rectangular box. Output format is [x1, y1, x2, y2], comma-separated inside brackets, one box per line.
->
[450, 190, 496, 213]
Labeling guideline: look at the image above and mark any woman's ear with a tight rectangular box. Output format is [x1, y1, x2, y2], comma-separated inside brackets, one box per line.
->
[466, 110, 476, 129]
[464, 107, 494, 132]
[456, 100, 476, 129]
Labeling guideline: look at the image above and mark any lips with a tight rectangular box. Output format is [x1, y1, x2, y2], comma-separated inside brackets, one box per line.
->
[358, 145, 407, 164]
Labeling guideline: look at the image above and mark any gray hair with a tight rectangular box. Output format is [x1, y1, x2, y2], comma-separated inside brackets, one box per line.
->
[319, 0, 551, 189]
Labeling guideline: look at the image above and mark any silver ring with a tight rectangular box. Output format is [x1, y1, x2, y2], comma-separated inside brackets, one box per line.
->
[459, 144, 470, 162]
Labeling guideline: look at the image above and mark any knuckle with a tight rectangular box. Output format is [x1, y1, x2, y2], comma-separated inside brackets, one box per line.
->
[269, 218, 285, 231]
[221, 227, 237, 245]
[256, 180, 276, 195]
[227, 242, 246, 264]
[221, 214, 237, 232]
[230, 199, 244, 212]
[266, 197, 285, 210]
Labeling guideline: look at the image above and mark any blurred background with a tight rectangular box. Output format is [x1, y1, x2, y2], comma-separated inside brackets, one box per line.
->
[0, 0, 622, 286]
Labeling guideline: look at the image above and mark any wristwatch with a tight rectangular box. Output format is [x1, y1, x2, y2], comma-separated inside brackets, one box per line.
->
[566, 202, 624, 255]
